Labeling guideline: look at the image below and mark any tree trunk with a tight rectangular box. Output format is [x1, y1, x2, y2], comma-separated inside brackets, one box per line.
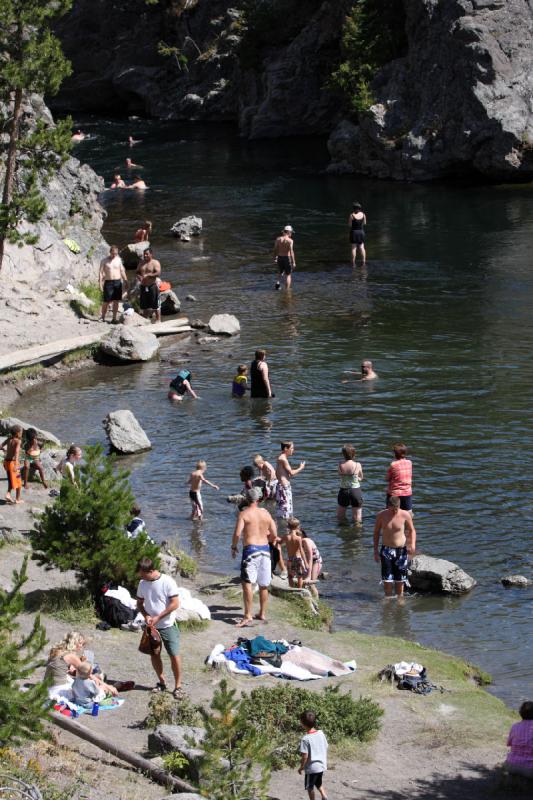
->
[0, 85, 23, 274]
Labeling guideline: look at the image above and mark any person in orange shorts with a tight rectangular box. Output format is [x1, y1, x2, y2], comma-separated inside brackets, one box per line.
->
[1, 424, 23, 503]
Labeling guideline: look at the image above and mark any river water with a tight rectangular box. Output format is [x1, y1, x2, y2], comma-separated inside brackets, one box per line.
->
[18, 119, 533, 704]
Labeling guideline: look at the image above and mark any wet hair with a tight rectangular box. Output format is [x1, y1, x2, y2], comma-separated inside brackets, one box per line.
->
[137, 556, 156, 573]
[253, 454, 264, 466]
[352, 202, 362, 211]
[300, 710, 317, 728]
[255, 349, 266, 360]
[342, 444, 356, 460]
[519, 701, 533, 720]
[388, 496, 401, 509]
[280, 441, 293, 451]
[131, 504, 141, 516]
[66, 445, 81, 459]
[10, 424, 23, 437]
[393, 443, 408, 458]
[240, 465, 255, 482]
[287, 517, 300, 531]
[237, 364, 247, 375]
[196, 460, 207, 470]
[76, 661, 92, 679]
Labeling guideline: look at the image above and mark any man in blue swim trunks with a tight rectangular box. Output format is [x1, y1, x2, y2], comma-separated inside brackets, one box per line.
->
[231, 487, 278, 627]
[373, 496, 416, 598]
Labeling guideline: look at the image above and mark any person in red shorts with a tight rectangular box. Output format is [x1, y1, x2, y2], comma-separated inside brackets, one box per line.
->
[386, 442, 413, 515]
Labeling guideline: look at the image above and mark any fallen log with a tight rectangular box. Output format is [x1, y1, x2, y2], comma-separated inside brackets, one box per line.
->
[51, 712, 197, 794]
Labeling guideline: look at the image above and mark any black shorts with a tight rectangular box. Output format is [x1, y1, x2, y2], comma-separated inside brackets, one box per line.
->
[140, 283, 160, 311]
[277, 255, 292, 275]
[386, 494, 413, 511]
[380, 545, 408, 583]
[103, 280, 123, 302]
[304, 772, 323, 791]
[350, 230, 365, 245]
[337, 487, 363, 508]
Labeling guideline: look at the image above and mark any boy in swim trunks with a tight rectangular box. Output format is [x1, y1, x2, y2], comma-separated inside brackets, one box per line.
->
[285, 518, 310, 589]
[1, 425, 23, 504]
[276, 441, 305, 521]
[253, 454, 277, 499]
[187, 460, 219, 520]
[373, 496, 417, 597]
[273, 225, 296, 290]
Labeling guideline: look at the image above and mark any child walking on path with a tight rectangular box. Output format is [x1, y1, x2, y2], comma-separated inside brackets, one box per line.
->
[298, 710, 328, 800]
[187, 460, 219, 519]
[23, 428, 48, 490]
[1, 424, 23, 504]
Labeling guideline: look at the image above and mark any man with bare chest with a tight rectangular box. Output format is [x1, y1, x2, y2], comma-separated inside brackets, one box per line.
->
[99, 245, 128, 323]
[373, 496, 416, 597]
[136, 248, 161, 322]
[274, 225, 296, 290]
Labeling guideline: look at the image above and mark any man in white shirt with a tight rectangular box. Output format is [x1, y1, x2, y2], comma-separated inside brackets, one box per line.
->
[136, 557, 183, 698]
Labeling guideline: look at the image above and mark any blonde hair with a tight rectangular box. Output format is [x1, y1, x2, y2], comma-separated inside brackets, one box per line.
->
[253, 454, 264, 466]
[196, 460, 206, 470]
[287, 517, 301, 531]
[63, 631, 87, 652]
[48, 642, 68, 660]
[76, 661, 92, 679]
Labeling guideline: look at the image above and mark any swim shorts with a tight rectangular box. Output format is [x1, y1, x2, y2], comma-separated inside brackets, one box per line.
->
[275, 482, 293, 519]
[304, 773, 323, 791]
[386, 494, 413, 512]
[277, 255, 292, 275]
[158, 622, 180, 656]
[288, 556, 308, 579]
[189, 490, 203, 513]
[102, 279, 123, 302]
[240, 544, 272, 587]
[4, 460, 21, 492]
[380, 545, 408, 583]
[337, 487, 363, 508]
[140, 283, 160, 311]
[350, 231, 365, 245]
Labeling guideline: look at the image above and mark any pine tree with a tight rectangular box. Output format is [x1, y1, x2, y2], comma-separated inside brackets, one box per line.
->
[0, 0, 73, 273]
[31, 444, 160, 597]
[198, 679, 271, 800]
[0, 557, 50, 745]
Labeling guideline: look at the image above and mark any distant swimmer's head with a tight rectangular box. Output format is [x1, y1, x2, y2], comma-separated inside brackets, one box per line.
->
[388, 495, 401, 510]
[352, 202, 362, 211]
[361, 359, 373, 375]
[245, 486, 263, 503]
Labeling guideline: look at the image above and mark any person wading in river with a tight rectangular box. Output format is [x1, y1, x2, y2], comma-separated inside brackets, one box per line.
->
[250, 349, 273, 398]
[136, 248, 161, 323]
[348, 202, 366, 267]
[99, 245, 128, 323]
[373, 496, 416, 598]
[231, 487, 278, 627]
[274, 225, 296, 290]
[276, 441, 305, 521]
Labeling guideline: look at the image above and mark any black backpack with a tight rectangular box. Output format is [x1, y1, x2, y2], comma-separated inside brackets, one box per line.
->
[96, 592, 136, 628]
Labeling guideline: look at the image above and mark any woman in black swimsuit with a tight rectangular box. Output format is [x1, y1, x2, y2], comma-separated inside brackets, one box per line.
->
[348, 202, 367, 267]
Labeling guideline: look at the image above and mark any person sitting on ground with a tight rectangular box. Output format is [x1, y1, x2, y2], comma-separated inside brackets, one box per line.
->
[298, 710, 329, 800]
[23, 428, 48, 490]
[253, 453, 277, 499]
[373, 496, 416, 598]
[126, 175, 147, 190]
[1, 424, 23, 504]
[168, 368, 198, 401]
[232, 364, 249, 397]
[134, 220, 152, 243]
[187, 460, 219, 520]
[110, 172, 125, 189]
[58, 445, 83, 487]
[71, 661, 106, 709]
[386, 442, 413, 514]
[342, 359, 378, 383]
[126, 157, 144, 170]
[126, 504, 146, 539]
[506, 700, 533, 779]
[285, 518, 310, 589]
[337, 444, 364, 525]
[44, 632, 118, 702]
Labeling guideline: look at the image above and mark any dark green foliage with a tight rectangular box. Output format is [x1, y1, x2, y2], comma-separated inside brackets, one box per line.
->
[31, 444, 159, 596]
[0, 557, 50, 745]
[144, 692, 202, 729]
[239, 0, 324, 68]
[0, 0, 73, 269]
[330, 0, 407, 115]
[240, 684, 383, 769]
[198, 678, 271, 799]
[162, 750, 191, 778]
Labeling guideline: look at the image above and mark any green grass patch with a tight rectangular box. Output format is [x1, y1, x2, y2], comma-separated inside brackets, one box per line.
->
[1, 363, 45, 381]
[24, 586, 98, 625]
[179, 617, 209, 633]
[162, 750, 190, 779]
[61, 344, 98, 366]
[175, 549, 198, 579]
[278, 592, 333, 631]
[69, 282, 101, 316]
[144, 692, 202, 729]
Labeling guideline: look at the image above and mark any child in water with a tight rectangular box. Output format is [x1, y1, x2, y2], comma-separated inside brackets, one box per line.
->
[187, 460, 219, 519]
[232, 365, 249, 397]
[23, 428, 48, 490]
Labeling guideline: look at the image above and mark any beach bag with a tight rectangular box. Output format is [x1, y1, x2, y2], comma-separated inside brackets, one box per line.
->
[138, 625, 161, 656]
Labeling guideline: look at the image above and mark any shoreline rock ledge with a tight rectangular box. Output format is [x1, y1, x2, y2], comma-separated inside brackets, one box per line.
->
[408, 554, 476, 595]
[100, 326, 160, 362]
[103, 410, 151, 454]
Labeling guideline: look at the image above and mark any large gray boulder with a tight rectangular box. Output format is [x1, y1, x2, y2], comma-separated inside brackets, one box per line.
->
[0, 418, 61, 447]
[207, 314, 240, 336]
[39, 449, 67, 482]
[100, 325, 159, 362]
[408, 555, 476, 595]
[103, 410, 151, 454]
[148, 725, 205, 781]
[160, 289, 181, 315]
[171, 216, 202, 242]
[120, 241, 150, 269]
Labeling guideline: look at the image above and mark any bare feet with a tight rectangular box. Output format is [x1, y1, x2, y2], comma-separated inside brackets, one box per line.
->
[253, 614, 267, 622]
[5, 494, 14, 504]
[15, 499, 24, 504]
[235, 617, 254, 628]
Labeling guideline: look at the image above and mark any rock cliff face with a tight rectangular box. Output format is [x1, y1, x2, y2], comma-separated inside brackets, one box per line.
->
[328, 0, 533, 180]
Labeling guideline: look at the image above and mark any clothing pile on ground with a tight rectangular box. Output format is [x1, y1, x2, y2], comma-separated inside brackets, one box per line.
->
[53, 697, 125, 717]
[207, 635, 356, 681]
[378, 661, 446, 695]
[97, 583, 211, 630]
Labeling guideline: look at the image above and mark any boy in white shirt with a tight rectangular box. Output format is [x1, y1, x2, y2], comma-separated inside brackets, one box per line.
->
[298, 710, 328, 800]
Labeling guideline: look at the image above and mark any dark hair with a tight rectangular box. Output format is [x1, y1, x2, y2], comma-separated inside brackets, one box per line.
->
[352, 202, 362, 211]
[144, 248, 152, 256]
[131, 504, 141, 516]
[388, 495, 401, 509]
[137, 556, 155, 573]
[342, 444, 356, 460]
[255, 349, 266, 361]
[66, 445, 81, 458]
[10, 424, 23, 436]
[393, 443, 408, 458]
[240, 465, 255, 482]
[519, 701, 533, 720]
[300, 710, 317, 728]
[280, 441, 293, 451]
[26, 427, 37, 441]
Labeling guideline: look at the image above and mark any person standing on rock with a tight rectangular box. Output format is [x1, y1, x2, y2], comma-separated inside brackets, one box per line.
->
[136, 557, 184, 698]
[231, 487, 278, 627]
[99, 245, 128, 324]
[274, 225, 296, 290]
[137, 248, 161, 323]
[373, 496, 416, 598]
[275, 441, 305, 520]
[250, 349, 273, 398]
[348, 202, 366, 267]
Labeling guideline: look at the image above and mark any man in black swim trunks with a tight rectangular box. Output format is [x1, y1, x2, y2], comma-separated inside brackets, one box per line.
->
[373, 496, 416, 598]
[136, 248, 161, 322]
[273, 225, 296, 290]
[99, 245, 128, 323]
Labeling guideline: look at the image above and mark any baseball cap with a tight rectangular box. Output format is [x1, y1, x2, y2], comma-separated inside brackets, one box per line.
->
[283, 225, 294, 232]
[245, 486, 263, 503]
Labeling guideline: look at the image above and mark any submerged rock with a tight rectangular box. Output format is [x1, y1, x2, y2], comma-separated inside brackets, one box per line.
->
[501, 575, 530, 588]
[103, 410, 151, 454]
[0, 418, 61, 447]
[100, 325, 160, 362]
[207, 313, 240, 336]
[171, 216, 202, 241]
[408, 555, 476, 595]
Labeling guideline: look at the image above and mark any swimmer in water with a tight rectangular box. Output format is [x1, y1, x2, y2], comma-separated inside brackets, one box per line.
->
[128, 135, 142, 146]
[110, 172, 125, 189]
[168, 369, 198, 401]
[127, 175, 147, 190]
[342, 359, 378, 383]
[134, 220, 152, 243]
[126, 157, 144, 169]
[71, 130, 85, 142]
